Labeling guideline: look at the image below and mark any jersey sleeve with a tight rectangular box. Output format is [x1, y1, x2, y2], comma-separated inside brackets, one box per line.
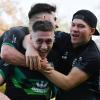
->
[73, 49, 100, 76]
[2, 27, 29, 50]
[53, 31, 71, 52]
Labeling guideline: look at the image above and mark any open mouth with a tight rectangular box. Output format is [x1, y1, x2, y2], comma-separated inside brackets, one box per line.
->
[71, 34, 80, 42]
[72, 34, 79, 37]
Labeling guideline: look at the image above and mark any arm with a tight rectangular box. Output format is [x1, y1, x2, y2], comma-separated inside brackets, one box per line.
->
[1, 45, 26, 66]
[1, 28, 41, 68]
[43, 67, 88, 90]
[0, 92, 10, 100]
[1, 27, 27, 67]
[40, 51, 99, 90]
[40, 61, 89, 90]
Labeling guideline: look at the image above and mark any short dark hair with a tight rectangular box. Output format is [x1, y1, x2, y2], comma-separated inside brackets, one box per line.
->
[28, 3, 56, 19]
[32, 20, 54, 32]
[72, 9, 100, 35]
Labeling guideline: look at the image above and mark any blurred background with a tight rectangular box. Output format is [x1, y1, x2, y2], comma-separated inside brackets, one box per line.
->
[0, 0, 100, 33]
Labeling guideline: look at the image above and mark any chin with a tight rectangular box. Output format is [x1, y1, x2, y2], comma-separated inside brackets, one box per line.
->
[40, 54, 47, 59]
[71, 39, 78, 44]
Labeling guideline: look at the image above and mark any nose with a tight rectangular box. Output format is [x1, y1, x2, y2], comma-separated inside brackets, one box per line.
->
[72, 25, 79, 31]
[41, 42, 48, 50]
[71, 26, 79, 34]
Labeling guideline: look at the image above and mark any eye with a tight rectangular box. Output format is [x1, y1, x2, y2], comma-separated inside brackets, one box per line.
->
[71, 23, 75, 27]
[78, 24, 85, 28]
[36, 39, 43, 44]
[46, 39, 53, 44]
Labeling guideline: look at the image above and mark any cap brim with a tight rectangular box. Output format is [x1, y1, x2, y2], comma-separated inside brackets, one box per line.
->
[93, 29, 100, 35]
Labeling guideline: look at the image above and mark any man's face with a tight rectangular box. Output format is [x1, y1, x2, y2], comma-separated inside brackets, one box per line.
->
[70, 19, 94, 47]
[29, 12, 57, 29]
[31, 31, 55, 59]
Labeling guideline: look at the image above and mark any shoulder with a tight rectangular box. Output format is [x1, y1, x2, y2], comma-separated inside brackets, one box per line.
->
[85, 40, 100, 56]
[52, 31, 72, 55]
[81, 40, 100, 64]
[54, 31, 71, 43]
[55, 31, 70, 38]
[2, 26, 29, 49]
[9, 26, 29, 35]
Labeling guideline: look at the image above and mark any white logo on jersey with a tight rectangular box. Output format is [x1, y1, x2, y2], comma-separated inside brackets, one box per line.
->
[62, 51, 68, 60]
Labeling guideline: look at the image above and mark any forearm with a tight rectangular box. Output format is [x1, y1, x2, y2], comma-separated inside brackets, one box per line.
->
[1, 45, 26, 66]
[42, 66, 88, 90]
[42, 69, 71, 90]
[0, 92, 10, 100]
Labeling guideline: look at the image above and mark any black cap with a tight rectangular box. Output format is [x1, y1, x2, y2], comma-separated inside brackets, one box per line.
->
[72, 9, 99, 35]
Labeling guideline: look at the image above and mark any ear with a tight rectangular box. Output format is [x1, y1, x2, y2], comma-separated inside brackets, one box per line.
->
[90, 28, 95, 35]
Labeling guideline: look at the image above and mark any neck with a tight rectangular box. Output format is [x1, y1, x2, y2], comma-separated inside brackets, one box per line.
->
[73, 40, 90, 48]
[72, 37, 91, 48]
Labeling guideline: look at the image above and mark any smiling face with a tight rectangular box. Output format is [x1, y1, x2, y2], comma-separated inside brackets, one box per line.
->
[30, 20, 55, 59]
[31, 31, 55, 59]
[70, 19, 95, 47]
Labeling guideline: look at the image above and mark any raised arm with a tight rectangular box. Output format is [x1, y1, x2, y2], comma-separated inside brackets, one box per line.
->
[1, 27, 41, 69]
[1, 45, 25, 66]
[1, 27, 28, 67]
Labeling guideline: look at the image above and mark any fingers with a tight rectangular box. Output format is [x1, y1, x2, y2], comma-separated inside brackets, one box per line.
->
[26, 55, 41, 70]
[32, 56, 38, 70]
[40, 63, 54, 74]
[26, 56, 30, 68]
[26, 56, 34, 70]
[29, 56, 34, 70]
[25, 43, 41, 70]
[26, 55, 54, 73]
[35, 56, 41, 70]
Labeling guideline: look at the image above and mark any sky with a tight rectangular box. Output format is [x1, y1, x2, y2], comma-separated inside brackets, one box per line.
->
[16, 0, 100, 23]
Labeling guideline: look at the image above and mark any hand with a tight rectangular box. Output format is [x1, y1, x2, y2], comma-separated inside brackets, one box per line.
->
[0, 92, 10, 100]
[25, 44, 41, 70]
[23, 34, 42, 70]
[39, 59, 54, 74]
